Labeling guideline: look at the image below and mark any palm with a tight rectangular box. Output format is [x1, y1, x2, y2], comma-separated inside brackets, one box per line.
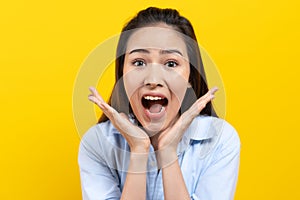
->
[88, 87, 150, 152]
[88, 86, 218, 154]
[156, 87, 218, 150]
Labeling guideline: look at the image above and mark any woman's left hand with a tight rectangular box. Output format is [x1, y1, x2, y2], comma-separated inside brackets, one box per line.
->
[155, 87, 218, 165]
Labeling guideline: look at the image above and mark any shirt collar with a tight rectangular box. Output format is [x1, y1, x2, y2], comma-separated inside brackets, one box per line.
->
[186, 115, 218, 140]
[110, 115, 220, 139]
[109, 115, 222, 154]
[177, 116, 223, 155]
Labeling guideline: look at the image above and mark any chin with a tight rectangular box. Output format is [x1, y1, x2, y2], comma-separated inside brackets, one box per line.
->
[140, 115, 177, 137]
[142, 122, 166, 136]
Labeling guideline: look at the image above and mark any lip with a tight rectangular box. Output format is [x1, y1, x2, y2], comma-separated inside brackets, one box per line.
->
[141, 92, 168, 121]
[142, 92, 167, 99]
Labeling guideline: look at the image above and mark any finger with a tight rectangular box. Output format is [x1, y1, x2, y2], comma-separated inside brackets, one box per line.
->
[87, 88, 115, 118]
[198, 86, 218, 101]
[88, 86, 114, 112]
[89, 86, 106, 104]
[179, 86, 218, 127]
[98, 100, 116, 119]
[88, 87, 147, 140]
[209, 86, 218, 95]
[195, 86, 218, 110]
[117, 113, 135, 129]
[88, 95, 105, 110]
[110, 111, 148, 140]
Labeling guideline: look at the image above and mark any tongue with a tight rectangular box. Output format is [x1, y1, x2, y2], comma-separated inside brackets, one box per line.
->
[149, 104, 163, 113]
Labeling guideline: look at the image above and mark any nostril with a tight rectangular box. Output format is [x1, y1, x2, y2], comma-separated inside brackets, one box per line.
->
[145, 82, 163, 88]
[146, 83, 157, 88]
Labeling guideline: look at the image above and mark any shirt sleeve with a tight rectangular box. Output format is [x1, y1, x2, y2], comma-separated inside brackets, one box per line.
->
[191, 127, 241, 200]
[78, 126, 121, 200]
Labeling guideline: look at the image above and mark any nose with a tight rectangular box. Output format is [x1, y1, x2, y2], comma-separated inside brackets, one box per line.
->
[143, 64, 165, 88]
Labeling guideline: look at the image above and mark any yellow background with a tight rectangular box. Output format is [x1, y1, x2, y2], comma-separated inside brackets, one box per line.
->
[1, 0, 299, 199]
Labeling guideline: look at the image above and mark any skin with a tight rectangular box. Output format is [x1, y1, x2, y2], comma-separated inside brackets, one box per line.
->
[88, 24, 218, 200]
[123, 25, 190, 138]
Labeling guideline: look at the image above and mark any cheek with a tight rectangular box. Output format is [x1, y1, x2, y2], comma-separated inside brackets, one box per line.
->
[165, 68, 190, 104]
[129, 91, 142, 117]
[123, 68, 145, 101]
[169, 80, 188, 104]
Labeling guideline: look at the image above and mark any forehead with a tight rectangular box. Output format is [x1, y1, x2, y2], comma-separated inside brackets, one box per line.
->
[126, 26, 187, 56]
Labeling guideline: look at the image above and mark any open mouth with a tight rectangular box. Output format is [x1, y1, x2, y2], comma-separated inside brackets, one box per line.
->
[141, 95, 168, 113]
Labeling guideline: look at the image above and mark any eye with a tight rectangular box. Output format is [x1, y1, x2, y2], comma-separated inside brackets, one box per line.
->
[165, 60, 178, 68]
[132, 59, 146, 67]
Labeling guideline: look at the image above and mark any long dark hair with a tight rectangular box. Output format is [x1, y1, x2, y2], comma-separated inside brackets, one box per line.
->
[99, 7, 217, 123]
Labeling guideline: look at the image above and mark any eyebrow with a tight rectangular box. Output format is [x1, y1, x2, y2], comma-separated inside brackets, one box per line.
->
[129, 49, 150, 54]
[128, 48, 183, 56]
[160, 49, 183, 56]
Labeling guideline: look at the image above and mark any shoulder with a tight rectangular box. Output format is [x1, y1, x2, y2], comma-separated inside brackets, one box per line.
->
[191, 116, 239, 140]
[81, 120, 119, 141]
[187, 116, 240, 159]
[80, 120, 123, 152]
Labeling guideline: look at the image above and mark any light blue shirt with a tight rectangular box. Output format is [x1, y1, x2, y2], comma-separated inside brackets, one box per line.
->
[78, 116, 240, 200]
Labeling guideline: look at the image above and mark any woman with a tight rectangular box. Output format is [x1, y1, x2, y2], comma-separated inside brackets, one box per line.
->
[78, 7, 240, 200]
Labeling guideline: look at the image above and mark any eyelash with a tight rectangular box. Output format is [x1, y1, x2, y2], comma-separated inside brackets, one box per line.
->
[131, 59, 179, 68]
[165, 60, 178, 68]
[132, 59, 146, 67]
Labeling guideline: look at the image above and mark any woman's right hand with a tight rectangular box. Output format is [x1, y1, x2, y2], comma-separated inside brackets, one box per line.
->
[88, 87, 150, 153]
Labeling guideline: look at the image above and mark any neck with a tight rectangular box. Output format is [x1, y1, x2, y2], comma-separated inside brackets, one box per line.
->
[150, 133, 160, 151]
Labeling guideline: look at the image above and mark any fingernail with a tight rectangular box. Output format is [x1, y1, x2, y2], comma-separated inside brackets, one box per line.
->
[89, 86, 95, 92]
[88, 95, 95, 101]
[211, 87, 218, 94]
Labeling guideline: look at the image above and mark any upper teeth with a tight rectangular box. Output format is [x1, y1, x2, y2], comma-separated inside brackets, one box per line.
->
[144, 96, 163, 100]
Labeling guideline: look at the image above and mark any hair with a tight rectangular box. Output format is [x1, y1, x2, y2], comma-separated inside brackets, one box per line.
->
[99, 7, 217, 123]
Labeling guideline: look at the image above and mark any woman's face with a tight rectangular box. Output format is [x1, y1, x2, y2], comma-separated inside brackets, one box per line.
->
[123, 24, 190, 135]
